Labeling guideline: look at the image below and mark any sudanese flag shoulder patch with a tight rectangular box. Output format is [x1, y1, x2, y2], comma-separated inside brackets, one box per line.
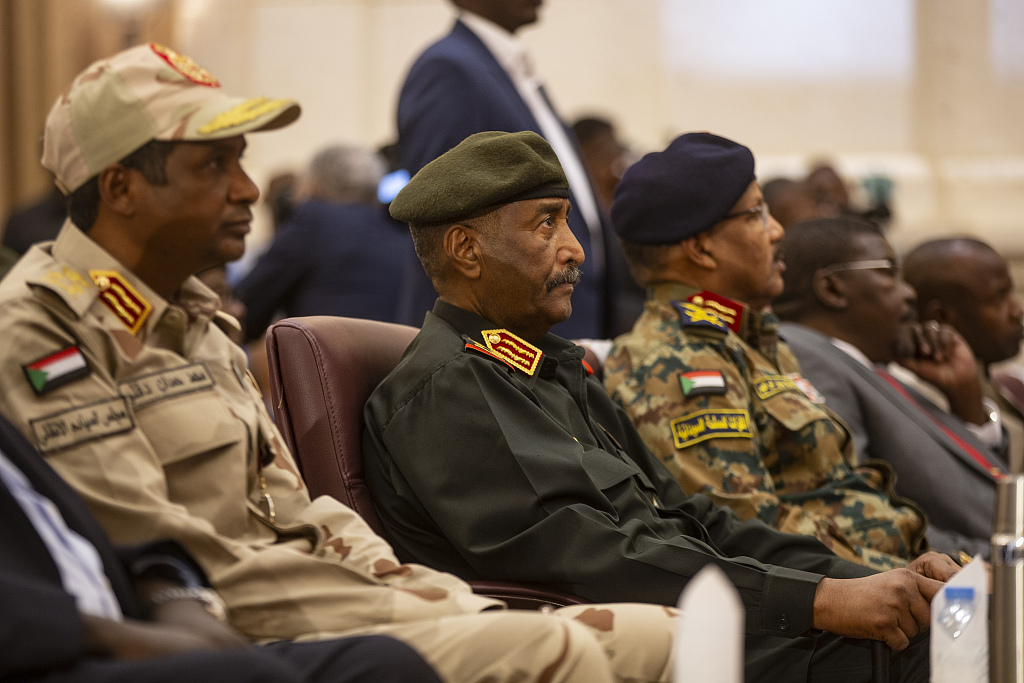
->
[23, 346, 91, 395]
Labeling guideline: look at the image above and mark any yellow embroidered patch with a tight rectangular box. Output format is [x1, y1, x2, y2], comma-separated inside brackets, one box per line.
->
[41, 267, 90, 297]
[673, 302, 729, 331]
[90, 270, 153, 335]
[753, 375, 799, 400]
[481, 328, 543, 376]
[670, 408, 752, 449]
[150, 43, 220, 87]
[198, 97, 292, 135]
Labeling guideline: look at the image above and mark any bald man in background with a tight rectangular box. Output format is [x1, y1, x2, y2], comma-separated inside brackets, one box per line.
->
[902, 238, 1024, 472]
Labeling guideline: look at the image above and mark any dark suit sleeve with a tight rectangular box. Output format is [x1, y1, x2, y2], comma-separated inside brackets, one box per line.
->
[369, 356, 872, 638]
[0, 569, 85, 677]
[236, 220, 310, 342]
[397, 55, 509, 174]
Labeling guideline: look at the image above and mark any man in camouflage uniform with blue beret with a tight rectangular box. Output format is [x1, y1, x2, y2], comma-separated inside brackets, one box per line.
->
[604, 133, 927, 571]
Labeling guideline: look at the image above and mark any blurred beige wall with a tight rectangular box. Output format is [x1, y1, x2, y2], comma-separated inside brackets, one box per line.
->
[0, 0, 175, 222]
[3, 0, 1022, 264]
[170, 0, 1024, 257]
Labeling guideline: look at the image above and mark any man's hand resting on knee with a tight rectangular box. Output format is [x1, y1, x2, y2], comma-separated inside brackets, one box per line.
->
[812, 568, 945, 650]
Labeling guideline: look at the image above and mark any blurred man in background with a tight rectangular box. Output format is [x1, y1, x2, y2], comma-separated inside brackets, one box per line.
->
[237, 144, 414, 342]
[774, 218, 1004, 559]
[902, 237, 1024, 472]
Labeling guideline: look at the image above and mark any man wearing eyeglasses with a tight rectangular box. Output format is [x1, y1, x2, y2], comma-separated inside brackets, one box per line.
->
[772, 218, 1003, 560]
[604, 134, 927, 570]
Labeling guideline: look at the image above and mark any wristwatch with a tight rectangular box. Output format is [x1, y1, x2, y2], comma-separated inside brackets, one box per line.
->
[150, 586, 229, 621]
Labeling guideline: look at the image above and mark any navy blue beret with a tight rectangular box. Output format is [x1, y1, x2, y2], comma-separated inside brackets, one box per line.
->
[611, 132, 755, 244]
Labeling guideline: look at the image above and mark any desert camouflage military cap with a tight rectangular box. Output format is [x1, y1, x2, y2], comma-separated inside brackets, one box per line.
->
[390, 130, 570, 225]
[43, 43, 301, 193]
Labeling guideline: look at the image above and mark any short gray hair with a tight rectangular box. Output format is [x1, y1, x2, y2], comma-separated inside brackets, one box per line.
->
[304, 144, 386, 204]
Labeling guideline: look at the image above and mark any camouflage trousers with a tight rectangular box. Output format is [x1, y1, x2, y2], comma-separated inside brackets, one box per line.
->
[300, 603, 677, 683]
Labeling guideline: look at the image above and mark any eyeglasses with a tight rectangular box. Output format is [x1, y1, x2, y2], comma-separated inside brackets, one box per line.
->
[817, 259, 900, 278]
[722, 202, 770, 231]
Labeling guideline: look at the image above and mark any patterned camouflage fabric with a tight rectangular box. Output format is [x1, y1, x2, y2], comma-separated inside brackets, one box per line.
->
[605, 282, 927, 570]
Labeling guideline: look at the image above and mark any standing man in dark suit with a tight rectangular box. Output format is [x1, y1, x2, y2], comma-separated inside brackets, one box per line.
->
[773, 217, 1005, 560]
[396, 0, 638, 338]
[0, 411, 440, 682]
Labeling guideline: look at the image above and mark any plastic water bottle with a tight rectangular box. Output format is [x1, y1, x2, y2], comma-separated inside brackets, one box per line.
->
[932, 572, 988, 683]
[937, 587, 975, 639]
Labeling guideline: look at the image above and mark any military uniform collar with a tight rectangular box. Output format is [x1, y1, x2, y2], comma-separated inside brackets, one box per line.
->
[46, 221, 221, 337]
[648, 281, 774, 349]
[430, 299, 584, 364]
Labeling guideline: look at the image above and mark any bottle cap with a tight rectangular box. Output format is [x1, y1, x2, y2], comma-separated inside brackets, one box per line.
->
[944, 587, 974, 600]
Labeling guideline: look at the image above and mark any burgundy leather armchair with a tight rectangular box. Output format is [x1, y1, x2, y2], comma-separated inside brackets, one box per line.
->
[265, 316, 586, 610]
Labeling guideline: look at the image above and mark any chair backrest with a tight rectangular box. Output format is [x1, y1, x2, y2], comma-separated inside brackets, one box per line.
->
[266, 316, 419, 534]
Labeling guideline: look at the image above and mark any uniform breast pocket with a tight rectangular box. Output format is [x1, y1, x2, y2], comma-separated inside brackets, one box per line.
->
[133, 389, 246, 466]
[761, 390, 827, 433]
[583, 447, 642, 491]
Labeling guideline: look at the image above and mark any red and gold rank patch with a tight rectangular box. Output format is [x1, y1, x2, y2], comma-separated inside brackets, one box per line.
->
[90, 270, 153, 335]
[481, 328, 543, 377]
[687, 291, 744, 333]
[149, 43, 220, 87]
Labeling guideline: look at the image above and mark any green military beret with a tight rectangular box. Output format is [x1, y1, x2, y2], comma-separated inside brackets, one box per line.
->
[390, 130, 570, 225]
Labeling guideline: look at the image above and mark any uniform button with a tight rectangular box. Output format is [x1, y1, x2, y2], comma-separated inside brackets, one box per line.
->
[651, 495, 660, 509]
[778, 614, 789, 631]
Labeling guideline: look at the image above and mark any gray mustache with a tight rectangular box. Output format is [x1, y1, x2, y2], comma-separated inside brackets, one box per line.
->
[546, 265, 582, 292]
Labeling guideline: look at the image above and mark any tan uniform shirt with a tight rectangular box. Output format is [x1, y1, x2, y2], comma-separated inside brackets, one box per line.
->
[0, 223, 498, 641]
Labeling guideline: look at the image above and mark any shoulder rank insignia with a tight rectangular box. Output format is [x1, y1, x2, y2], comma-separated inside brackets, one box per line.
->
[480, 328, 543, 376]
[465, 339, 516, 372]
[672, 301, 729, 333]
[23, 346, 91, 395]
[669, 408, 752, 449]
[679, 370, 727, 397]
[90, 270, 153, 335]
[687, 291, 744, 333]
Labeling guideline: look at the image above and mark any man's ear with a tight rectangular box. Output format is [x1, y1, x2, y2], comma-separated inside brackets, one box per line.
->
[811, 270, 848, 310]
[444, 224, 481, 280]
[96, 164, 136, 218]
[681, 235, 716, 270]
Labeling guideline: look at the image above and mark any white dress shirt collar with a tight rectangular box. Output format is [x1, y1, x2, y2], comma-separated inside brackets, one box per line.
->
[828, 337, 874, 368]
[458, 11, 531, 80]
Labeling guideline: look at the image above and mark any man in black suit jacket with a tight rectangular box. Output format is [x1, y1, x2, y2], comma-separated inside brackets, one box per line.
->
[0, 412, 439, 683]
[773, 217, 1005, 560]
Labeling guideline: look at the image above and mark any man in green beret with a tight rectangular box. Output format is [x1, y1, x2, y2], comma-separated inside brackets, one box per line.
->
[365, 130, 953, 682]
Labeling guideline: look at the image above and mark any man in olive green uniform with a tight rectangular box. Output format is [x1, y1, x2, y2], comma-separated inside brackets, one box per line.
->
[604, 133, 926, 571]
[0, 44, 679, 683]
[364, 129, 960, 682]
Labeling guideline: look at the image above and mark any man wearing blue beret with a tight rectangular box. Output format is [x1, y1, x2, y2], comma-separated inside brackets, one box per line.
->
[366, 129, 956, 682]
[604, 133, 929, 570]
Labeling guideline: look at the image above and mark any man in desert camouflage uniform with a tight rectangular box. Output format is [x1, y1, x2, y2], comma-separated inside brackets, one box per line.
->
[0, 44, 679, 683]
[604, 133, 927, 571]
